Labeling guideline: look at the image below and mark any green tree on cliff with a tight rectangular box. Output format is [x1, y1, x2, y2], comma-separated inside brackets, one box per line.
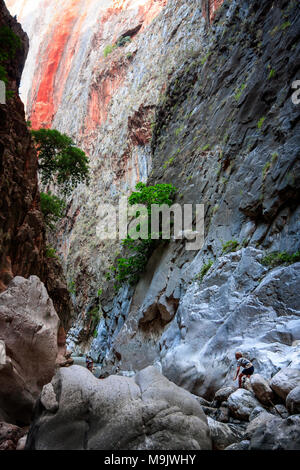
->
[31, 128, 90, 196]
[40, 191, 66, 229]
[31, 128, 89, 230]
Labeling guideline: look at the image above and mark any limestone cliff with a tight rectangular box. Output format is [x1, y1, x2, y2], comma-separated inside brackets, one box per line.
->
[7, 0, 300, 398]
[0, 0, 72, 329]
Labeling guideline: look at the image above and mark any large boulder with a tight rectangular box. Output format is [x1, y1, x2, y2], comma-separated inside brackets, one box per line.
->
[207, 417, 245, 450]
[250, 374, 274, 405]
[0, 276, 59, 424]
[244, 412, 276, 440]
[270, 368, 300, 400]
[225, 440, 250, 450]
[250, 415, 300, 450]
[286, 386, 300, 415]
[160, 250, 300, 398]
[0, 422, 27, 451]
[214, 386, 237, 405]
[227, 389, 261, 421]
[26, 365, 212, 450]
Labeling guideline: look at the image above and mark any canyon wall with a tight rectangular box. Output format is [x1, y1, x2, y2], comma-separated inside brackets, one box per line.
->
[7, 0, 300, 397]
[0, 0, 72, 328]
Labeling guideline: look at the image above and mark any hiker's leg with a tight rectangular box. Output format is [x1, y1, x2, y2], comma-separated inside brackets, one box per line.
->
[238, 373, 244, 388]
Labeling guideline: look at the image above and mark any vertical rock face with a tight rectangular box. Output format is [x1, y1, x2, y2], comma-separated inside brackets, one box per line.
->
[6, 0, 300, 400]
[0, 0, 72, 328]
[0, 276, 59, 424]
[6, 0, 168, 129]
[7, 0, 211, 343]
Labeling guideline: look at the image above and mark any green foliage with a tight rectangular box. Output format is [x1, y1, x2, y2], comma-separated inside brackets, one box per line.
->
[281, 21, 291, 30]
[222, 240, 240, 254]
[163, 156, 175, 169]
[87, 307, 101, 336]
[113, 182, 177, 288]
[0, 26, 21, 63]
[257, 116, 266, 130]
[40, 191, 66, 229]
[45, 246, 58, 259]
[116, 36, 131, 47]
[268, 68, 276, 80]
[0, 26, 21, 100]
[97, 288, 103, 297]
[202, 144, 210, 151]
[270, 21, 291, 37]
[200, 51, 211, 65]
[68, 280, 76, 295]
[103, 44, 116, 57]
[0, 64, 8, 84]
[262, 161, 271, 179]
[103, 36, 131, 58]
[235, 83, 246, 101]
[271, 152, 279, 163]
[31, 128, 89, 195]
[175, 126, 184, 137]
[88, 307, 100, 321]
[261, 251, 300, 268]
[194, 260, 213, 283]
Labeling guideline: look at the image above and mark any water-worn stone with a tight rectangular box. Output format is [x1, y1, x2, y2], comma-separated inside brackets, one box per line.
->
[0, 422, 26, 451]
[0, 276, 59, 423]
[160, 250, 300, 399]
[245, 412, 275, 440]
[271, 404, 289, 419]
[207, 417, 244, 450]
[214, 405, 230, 423]
[16, 435, 27, 450]
[250, 374, 274, 405]
[249, 406, 267, 422]
[270, 368, 300, 400]
[286, 386, 300, 415]
[250, 415, 300, 450]
[214, 386, 237, 405]
[225, 440, 250, 451]
[40, 383, 59, 413]
[26, 365, 212, 450]
[227, 389, 261, 421]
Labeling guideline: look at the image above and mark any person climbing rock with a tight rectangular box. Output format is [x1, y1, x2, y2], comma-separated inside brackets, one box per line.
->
[86, 356, 94, 373]
[233, 352, 254, 388]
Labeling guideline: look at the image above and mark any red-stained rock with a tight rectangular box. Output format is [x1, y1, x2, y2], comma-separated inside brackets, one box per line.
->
[0, 0, 73, 330]
[0, 422, 27, 451]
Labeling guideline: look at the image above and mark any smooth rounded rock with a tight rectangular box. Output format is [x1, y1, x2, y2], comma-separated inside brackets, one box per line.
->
[270, 368, 300, 400]
[286, 386, 300, 415]
[26, 365, 212, 450]
[250, 415, 300, 450]
[250, 374, 274, 405]
[227, 389, 261, 421]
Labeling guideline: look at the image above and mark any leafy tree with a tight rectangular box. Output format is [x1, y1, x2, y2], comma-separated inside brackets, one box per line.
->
[31, 128, 89, 195]
[40, 191, 66, 229]
[0, 26, 22, 99]
[0, 26, 22, 62]
[113, 182, 177, 288]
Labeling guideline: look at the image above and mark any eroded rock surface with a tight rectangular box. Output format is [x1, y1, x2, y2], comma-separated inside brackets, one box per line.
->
[26, 365, 212, 450]
[249, 415, 300, 450]
[160, 250, 300, 398]
[0, 276, 59, 424]
[270, 368, 300, 400]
